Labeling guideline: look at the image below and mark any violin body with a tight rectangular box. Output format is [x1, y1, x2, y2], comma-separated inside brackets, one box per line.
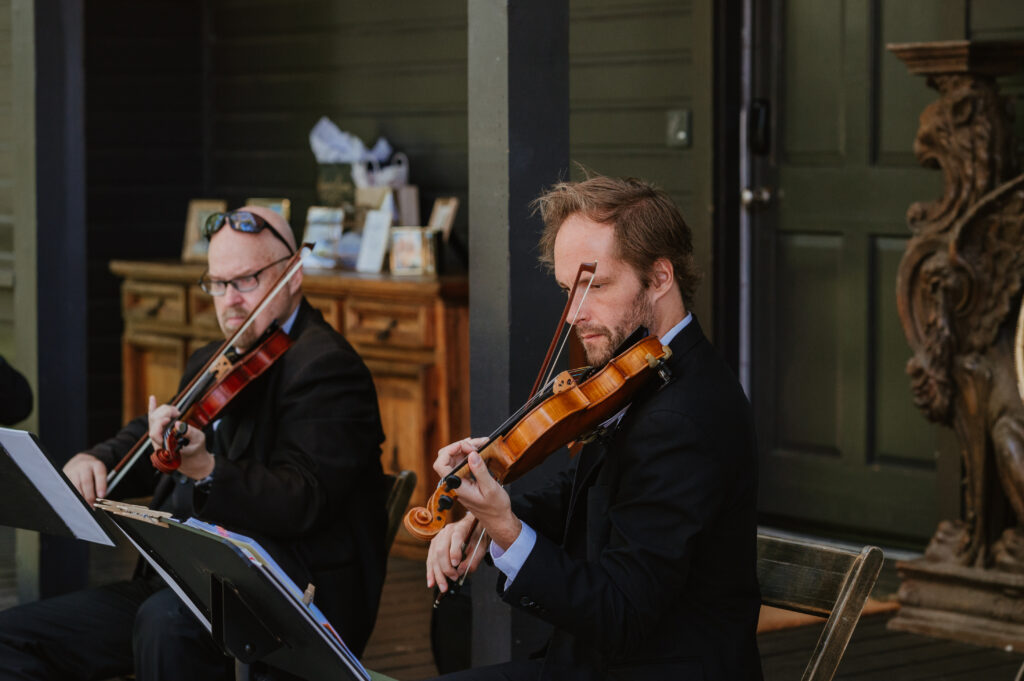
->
[150, 326, 293, 473]
[403, 334, 672, 541]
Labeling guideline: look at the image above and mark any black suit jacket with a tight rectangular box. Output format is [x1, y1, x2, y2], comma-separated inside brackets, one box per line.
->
[89, 299, 387, 656]
[503, 317, 762, 681]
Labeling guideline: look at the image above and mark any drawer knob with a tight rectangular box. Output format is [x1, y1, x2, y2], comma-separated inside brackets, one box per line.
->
[376, 318, 398, 341]
[143, 298, 165, 317]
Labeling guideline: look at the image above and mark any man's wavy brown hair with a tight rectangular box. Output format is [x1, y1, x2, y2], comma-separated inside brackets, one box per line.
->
[533, 174, 701, 308]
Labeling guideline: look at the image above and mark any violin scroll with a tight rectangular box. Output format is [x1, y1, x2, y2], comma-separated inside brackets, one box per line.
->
[150, 421, 188, 474]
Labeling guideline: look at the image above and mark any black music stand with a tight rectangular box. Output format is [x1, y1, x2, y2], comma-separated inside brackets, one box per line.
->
[0, 427, 114, 545]
[100, 506, 370, 681]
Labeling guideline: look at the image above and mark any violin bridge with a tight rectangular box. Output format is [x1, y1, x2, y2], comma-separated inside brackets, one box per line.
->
[210, 354, 234, 378]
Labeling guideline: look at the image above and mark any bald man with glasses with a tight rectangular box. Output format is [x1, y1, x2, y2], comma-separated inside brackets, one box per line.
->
[0, 206, 389, 681]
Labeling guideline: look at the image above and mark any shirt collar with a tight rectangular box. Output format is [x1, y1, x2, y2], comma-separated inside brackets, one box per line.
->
[658, 312, 692, 347]
[281, 304, 300, 335]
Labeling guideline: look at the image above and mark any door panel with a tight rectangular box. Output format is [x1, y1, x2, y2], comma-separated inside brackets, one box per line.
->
[872, 236, 936, 468]
[748, 0, 968, 543]
[775, 233, 842, 455]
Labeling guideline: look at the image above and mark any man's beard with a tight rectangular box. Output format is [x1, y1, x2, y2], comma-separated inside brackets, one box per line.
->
[219, 305, 258, 350]
[574, 287, 655, 366]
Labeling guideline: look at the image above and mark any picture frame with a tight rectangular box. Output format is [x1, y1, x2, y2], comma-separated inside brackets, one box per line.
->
[355, 209, 392, 273]
[245, 197, 291, 222]
[181, 199, 228, 263]
[301, 206, 346, 270]
[389, 227, 427, 275]
[427, 197, 459, 242]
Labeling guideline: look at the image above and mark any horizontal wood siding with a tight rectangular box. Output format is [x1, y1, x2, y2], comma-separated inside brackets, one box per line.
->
[84, 0, 204, 441]
[569, 0, 714, 324]
[207, 0, 468, 245]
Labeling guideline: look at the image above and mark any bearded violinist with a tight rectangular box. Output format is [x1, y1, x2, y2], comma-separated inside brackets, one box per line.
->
[425, 176, 762, 681]
[0, 206, 388, 681]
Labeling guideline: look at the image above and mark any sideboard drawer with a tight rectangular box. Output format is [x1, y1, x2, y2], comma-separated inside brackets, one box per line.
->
[123, 281, 186, 327]
[344, 297, 434, 349]
[188, 285, 220, 331]
[307, 294, 343, 333]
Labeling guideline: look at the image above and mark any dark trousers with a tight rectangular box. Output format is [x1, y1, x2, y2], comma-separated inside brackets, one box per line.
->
[0, 579, 232, 681]
[426, 660, 543, 681]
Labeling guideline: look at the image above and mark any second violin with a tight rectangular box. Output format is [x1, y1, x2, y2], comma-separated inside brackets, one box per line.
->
[403, 332, 672, 541]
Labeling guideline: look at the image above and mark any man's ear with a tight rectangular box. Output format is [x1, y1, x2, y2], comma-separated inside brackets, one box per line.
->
[650, 258, 674, 294]
[289, 267, 304, 294]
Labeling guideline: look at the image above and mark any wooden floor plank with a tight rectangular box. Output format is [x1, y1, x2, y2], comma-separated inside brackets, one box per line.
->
[759, 613, 1024, 681]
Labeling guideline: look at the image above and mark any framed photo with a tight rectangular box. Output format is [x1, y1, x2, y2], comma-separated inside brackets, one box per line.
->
[301, 206, 345, 269]
[356, 209, 392, 273]
[427, 197, 459, 242]
[390, 227, 427, 275]
[181, 199, 228, 263]
[245, 197, 291, 222]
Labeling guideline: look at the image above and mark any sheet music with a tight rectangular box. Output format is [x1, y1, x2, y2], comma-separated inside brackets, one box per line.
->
[0, 427, 113, 546]
[118, 528, 212, 632]
[182, 518, 369, 680]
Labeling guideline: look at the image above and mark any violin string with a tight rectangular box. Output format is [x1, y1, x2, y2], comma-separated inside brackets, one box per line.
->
[440, 364, 594, 484]
[437, 306, 598, 487]
[540, 267, 597, 390]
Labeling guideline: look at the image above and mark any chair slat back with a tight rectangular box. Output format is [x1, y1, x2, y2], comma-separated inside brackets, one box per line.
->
[384, 470, 417, 551]
[757, 534, 884, 681]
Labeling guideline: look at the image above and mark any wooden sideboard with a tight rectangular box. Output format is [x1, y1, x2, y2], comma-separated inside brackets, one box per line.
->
[109, 260, 469, 557]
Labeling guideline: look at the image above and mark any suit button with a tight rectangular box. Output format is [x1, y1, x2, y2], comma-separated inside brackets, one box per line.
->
[519, 596, 535, 608]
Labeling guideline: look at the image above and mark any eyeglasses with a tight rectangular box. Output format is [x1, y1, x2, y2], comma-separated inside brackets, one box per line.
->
[198, 255, 292, 296]
[202, 211, 295, 254]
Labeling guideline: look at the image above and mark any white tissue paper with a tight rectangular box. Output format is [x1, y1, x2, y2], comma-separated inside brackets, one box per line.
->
[309, 116, 392, 164]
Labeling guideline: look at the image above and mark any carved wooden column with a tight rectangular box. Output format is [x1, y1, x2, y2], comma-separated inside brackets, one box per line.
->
[886, 40, 1024, 649]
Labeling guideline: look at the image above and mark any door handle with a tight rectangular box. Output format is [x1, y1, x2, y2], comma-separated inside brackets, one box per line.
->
[741, 186, 774, 207]
[748, 99, 771, 155]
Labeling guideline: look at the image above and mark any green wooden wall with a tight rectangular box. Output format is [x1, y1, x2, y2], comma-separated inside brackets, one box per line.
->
[207, 0, 470, 246]
[569, 0, 714, 324]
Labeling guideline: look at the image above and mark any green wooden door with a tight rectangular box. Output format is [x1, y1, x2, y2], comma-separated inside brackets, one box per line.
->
[748, 0, 980, 543]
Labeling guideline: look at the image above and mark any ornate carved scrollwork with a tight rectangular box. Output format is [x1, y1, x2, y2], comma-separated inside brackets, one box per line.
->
[892, 41, 1024, 568]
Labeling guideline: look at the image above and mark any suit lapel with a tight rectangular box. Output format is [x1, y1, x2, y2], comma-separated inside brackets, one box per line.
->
[558, 318, 707, 543]
[562, 439, 607, 543]
[219, 300, 314, 462]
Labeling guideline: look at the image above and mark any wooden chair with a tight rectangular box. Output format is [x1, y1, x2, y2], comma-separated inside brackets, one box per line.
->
[383, 470, 417, 551]
[757, 533, 884, 681]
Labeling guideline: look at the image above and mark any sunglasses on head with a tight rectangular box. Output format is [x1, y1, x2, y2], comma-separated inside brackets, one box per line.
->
[202, 211, 295, 254]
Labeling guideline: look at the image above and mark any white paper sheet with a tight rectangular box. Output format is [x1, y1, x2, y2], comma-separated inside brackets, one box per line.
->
[0, 427, 114, 546]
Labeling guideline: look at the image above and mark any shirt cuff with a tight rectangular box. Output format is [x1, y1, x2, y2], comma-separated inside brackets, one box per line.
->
[490, 521, 537, 590]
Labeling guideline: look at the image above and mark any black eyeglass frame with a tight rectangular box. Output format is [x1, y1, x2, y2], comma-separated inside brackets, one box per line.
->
[198, 254, 292, 296]
[202, 210, 295, 254]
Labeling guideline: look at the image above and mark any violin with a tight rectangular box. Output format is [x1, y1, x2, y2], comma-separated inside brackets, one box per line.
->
[106, 244, 310, 492]
[149, 324, 293, 473]
[403, 263, 674, 542]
